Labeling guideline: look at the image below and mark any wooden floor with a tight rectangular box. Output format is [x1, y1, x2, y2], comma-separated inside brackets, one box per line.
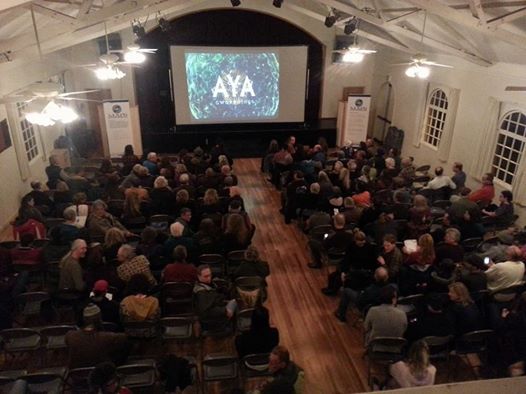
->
[237, 158, 369, 394]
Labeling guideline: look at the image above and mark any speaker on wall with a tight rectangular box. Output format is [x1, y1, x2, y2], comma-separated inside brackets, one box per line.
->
[96, 33, 122, 55]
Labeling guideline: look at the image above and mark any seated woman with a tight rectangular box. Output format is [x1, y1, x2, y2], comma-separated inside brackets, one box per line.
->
[150, 176, 174, 215]
[387, 340, 436, 389]
[408, 195, 432, 239]
[103, 227, 127, 262]
[194, 218, 222, 255]
[222, 213, 252, 253]
[400, 234, 436, 295]
[120, 274, 160, 327]
[235, 306, 279, 358]
[233, 246, 270, 281]
[447, 282, 483, 336]
[135, 227, 164, 269]
[121, 188, 147, 227]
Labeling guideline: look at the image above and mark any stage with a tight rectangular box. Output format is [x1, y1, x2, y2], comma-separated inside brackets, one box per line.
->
[141, 118, 337, 158]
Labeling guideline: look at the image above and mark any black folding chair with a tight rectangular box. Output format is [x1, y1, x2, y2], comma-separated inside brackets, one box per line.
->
[199, 254, 225, 277]
[226, 250, 246, 275]
[202, 354, 239, 393]
[366, 337, 406, 388]
[161, 282, 194, 316]
[117, 362, 158, 390]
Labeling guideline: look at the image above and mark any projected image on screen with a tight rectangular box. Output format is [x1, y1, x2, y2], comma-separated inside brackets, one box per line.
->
[185, 52, 279, 121]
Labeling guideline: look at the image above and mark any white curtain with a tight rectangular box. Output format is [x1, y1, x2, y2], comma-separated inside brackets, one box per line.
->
[512, 145, 526, 206]
[437, 87, 460, 162]
[470, 97, 501, 181]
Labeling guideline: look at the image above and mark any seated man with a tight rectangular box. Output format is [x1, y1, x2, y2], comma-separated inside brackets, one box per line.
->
[451, 162, 466, 190]
[377, 234, 403, 282]
[10, 233, 45, 267]
[307, 213, 353, 269]
[116, 244, 157, 286]
[435, 228, 464, 263]
[364, 286, 407, 348]
[142, 151, 159, 176]
[259, 346, 302, 394]
[88, 200, 132, 239]
[65, 304, 128, 368]
[425, 166, 456, 192]
[482, 190, 514, 226]
[162, 245, 198, 283]
[335, 267, 394, 322]
[468, 172, 495, 207]
[88, 280, 120, 326]
[59, 239, 87, 293]
[485, 245, 525, 293]
[193, 264, 237, 329]
[406, 293, 454, 342]
[176, 207, 195, 237]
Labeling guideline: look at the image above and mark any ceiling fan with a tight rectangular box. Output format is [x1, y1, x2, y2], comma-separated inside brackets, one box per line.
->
[505, 86, 526, 92]
[111, 44, 157, 64]
[0, 82, 97, 105]
[390, 54, 453, 78]
[333, 44, 377, 63]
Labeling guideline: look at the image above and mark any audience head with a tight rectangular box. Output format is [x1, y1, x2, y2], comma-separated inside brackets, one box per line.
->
[180, 207, 192, 222]
[63, 206, 77, 223]
[204, 188, 219, 205]
[407, 340, 431, 379]
[224, 176, 234, 187]
[198, 218, 217, 235]
[73, 192, 88, 205]
[104, 227, 126, 247]
[179, 173, 190, 185]
[225, 213, 248, 241]
[71, 239, 88, 259]
[318, 171, 330, 184]
[147, 152, 157, 162]
[385, 157, 396, 169]
[228, 200, 243, 213]
[56, 180, 69, 192]
[170, 222, 185, 238]
[140, 227, 157, 244]
[49, 155, 59, 166]
[382, 234, 397, 253]
[93, 280, 109, 298]
[374, 266, 389, 283]
[175, 189, 190, 204]
[459, 187, 472, 197]
[124, 145, 135, 156]
[83, 303, 102, 328]
[126, 273, 151, 295]
[91, 200, 108, 217]
[333, 213, 345, 230]
[117, 244, 135, 263]
[500, 190, 513, 204]
[482, 173, 494, 185]
[353, 231, 367, 246]
[444, 228, 461, 245]
[413, 194, 429, 209]
[310, 183, 320, 195]
[172, 245, 187, 262]
[30, 181, 42, 191]
[269, 346, 291, 374]
[448, 282, 473, 306]
[343, 196, 355, 209]
[244, 245, 260, 262]
[197, 264, 212, 284]
[154, 176, 169, 189]
[401, 157, 412, 168]
[434, 167, 444, 176]
[506, 245, 523, 261]
[453, 162, 463, 173]
[379, 285, 397, 305]
[132, 164, 143, 175]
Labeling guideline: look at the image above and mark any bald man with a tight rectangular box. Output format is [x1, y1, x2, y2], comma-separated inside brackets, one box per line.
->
[59, 239, 88, 292]
[335, 266, 395, 323]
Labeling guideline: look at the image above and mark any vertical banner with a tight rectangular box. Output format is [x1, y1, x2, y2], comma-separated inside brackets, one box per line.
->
[102, 100, 133, 157]
[344, 95, 371, 144]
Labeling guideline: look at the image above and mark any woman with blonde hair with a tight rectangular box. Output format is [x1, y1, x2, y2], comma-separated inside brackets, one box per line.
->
[338, 167, 352, 194]
[408, 194, 431, 238]
[388, 340, 436, 388]
[150, 176, 174, 215]
[448, 281, 483, 335]
[401, 234, 436, 295]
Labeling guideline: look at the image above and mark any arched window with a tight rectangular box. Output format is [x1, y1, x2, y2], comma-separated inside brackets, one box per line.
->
[16, 101, 39, 162]
[492, 111, 526, 186]
[422, 89, 448, 148]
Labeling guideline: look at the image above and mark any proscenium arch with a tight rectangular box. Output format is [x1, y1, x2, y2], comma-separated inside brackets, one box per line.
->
[134, 8, 324, 137]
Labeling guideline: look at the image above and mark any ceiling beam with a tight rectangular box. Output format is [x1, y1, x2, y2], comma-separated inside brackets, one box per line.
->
[29, 3, 77, 26]
[468, 0, 487, 24]
[77, 0, 95, 19]
[313, 0, 385, 25]
[0, 0, 32, 13]
[380, 1, 526, 13]
[385, 10, 421, 25]
[404, 0, 526, 49]
[487, 6, 526, 27]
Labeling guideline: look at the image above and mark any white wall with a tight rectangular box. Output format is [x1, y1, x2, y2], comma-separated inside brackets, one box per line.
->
[371, 48, 526, 223]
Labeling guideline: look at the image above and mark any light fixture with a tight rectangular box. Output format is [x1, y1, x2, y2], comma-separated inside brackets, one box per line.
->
[95, 65, 126, 81]
[405, 65, 430, 79]
[344, 18, 358, 35]
[272, 0, 283, 7]
[132, 20, 146, 39]
[325, 10, 337, 27]
[231, 0, 241, 6]
[124, 50, 146, 64]
[25, 101, 79, 126]
[343, 51, 365, 63]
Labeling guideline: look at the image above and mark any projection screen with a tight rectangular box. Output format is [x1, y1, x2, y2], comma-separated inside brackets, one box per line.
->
[170, 46, 308, 125]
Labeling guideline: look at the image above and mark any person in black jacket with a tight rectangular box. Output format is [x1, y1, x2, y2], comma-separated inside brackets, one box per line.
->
[235, 306, 279, 358]
[87, 280, 120, 327]
[232, 246, 270, 281]
[406, 293, 454, 342]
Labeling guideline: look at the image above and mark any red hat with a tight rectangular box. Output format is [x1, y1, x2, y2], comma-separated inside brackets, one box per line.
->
[93, 280, 109, 293]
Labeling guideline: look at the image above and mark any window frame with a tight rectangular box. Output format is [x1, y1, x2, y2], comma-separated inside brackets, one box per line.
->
[491, 110, 526, 189]
[421, 88, 449, 151]
[15, 102, 40, 163]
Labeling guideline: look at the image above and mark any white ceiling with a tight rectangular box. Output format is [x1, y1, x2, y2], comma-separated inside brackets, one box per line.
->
[0, 0, 525, 67]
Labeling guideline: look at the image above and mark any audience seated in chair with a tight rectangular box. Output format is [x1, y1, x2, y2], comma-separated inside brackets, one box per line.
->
[59, 239, 88, 293]
[120, 273, 160, 326]
[386, 340, 436, 389]
[406, 293, 454, 342]
[89, 361, 132, 394]
[258, 345, 302, 394]
[485, 245, 525, 293]
[232, 245, 270, 282]
[235, 306, 279, 358]
[468, 173, 495, 207]
[116, 244, 157, 286]
[447, 282, 484, 336]
[88, 280, 121, 327]
[88, 200, 132, 240]
[162, 245, 197, 284]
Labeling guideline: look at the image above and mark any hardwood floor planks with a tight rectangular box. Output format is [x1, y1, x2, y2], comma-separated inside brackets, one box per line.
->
[236, 158, 368, 393]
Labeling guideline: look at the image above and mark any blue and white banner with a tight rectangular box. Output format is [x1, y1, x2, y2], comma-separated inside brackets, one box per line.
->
[103, 100, 133, 156]
[344, 95, 371, 144]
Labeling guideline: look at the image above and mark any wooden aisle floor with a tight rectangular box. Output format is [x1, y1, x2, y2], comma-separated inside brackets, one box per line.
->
[236, 158, 368, 394]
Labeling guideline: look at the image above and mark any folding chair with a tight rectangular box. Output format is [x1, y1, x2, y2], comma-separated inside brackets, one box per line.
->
[236, 308, 254, 333]
[226, 250, 246, 275]
[19, 371, 64, 394]
[0, 240, 20, 249]
[160, 317, 195, 342]
[123, 320, 159, 339]
[455, 329, 495, 378]
[241, 353, 271, 380]
[461, 237, 483, 253]
[202, 354, 239, 393]
[0, 328, 41, 362]
[422, 335, 454, 377]
[14, 291, 50, 322]
[161, 282, 194, 316]
[199, 254, 225, 277]
[0, 370, 27, 393]
[117, 362, 158, 390]
[397, 294, 424, 321]
[366, 337, 406, 388]
[65, 367, 95, 394]
[40, 325, 77, 351]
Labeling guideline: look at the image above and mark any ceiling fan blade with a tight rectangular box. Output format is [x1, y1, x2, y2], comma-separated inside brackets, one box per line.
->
[0, 96, 34, 104]
[358, 50, 377, 54]
[332, 50, 347, 54]
[505, 86, 526, 91]
[59, 90, 99, 97]
[390, 62, 413, 66]
[139, 49, 157, 53]
[58, 97, 103, 103]
[421, 61, 453, 68]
